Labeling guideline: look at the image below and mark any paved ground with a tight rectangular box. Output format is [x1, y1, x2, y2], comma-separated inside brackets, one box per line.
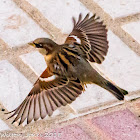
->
[0, 0, 140, 140]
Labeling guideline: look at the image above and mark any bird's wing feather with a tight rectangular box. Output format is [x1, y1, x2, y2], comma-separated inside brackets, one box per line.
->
[65, 13, 108, 64]
[6, 76, 83, 125]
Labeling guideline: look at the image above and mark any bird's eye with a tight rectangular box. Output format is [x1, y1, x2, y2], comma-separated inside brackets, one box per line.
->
[34, 43, 43, 48]
[39, 44, 43, 48]
[39, 44, 43, 47]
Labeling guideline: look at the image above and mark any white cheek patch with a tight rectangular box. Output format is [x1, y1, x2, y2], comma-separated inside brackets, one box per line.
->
[39, 75, 56, 82]
[69, 35, 81, 44]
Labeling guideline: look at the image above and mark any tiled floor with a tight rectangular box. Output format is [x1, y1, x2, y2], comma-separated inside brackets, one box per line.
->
[0, 0, 140, 139]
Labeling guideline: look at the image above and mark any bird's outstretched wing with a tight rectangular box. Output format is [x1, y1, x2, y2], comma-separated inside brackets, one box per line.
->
[65, 13, 109, 64]
[6, 70, 83, 125]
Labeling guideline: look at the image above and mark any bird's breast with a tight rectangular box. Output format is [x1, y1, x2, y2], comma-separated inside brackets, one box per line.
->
[44, 52, 56, 65]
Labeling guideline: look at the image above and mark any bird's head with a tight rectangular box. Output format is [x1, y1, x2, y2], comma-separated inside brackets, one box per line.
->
[28, 38, 58, 55]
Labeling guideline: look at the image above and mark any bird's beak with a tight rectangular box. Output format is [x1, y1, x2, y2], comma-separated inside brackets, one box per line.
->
[28, 42, 36, 47]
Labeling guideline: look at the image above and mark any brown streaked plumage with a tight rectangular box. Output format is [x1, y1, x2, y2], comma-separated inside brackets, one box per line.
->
[6, 13, 128, 125]
[65, 13, 108, 63]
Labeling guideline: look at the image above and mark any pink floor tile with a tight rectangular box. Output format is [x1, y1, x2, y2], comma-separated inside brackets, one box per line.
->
[92, 109, 140, 140]
[38, 124, 92, 140]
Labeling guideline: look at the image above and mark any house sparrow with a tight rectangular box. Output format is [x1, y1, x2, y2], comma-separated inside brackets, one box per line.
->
[6, 13, 128, 125]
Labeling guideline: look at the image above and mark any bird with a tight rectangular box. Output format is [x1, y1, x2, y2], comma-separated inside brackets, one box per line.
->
[6, 13, 128, 125]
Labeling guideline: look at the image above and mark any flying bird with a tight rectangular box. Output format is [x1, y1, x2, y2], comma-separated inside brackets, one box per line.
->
[6, 13, 128, 125]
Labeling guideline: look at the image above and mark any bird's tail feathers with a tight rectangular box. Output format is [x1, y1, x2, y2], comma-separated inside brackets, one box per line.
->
[101, 80, 128, 100]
